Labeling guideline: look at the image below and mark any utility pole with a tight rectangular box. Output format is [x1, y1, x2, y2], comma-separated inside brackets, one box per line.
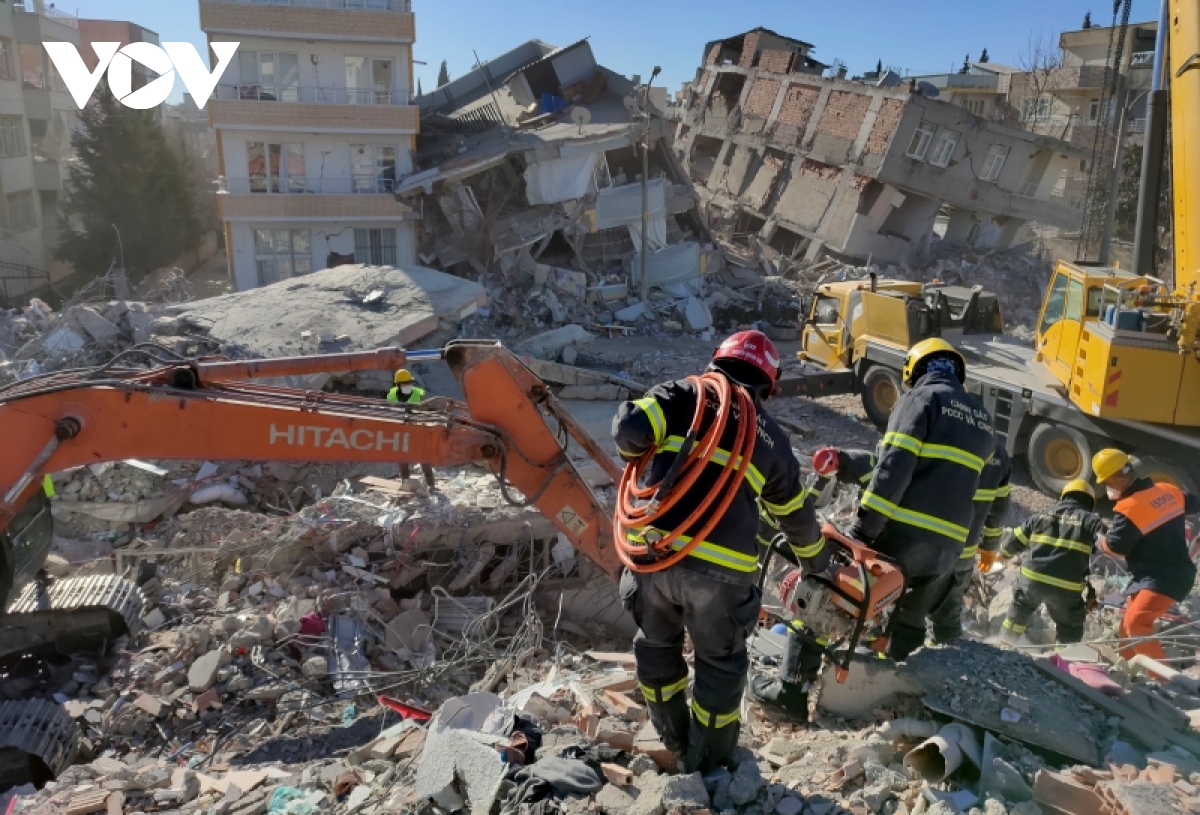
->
[638, 66, 662, 303]
[111, 224, 129, 302]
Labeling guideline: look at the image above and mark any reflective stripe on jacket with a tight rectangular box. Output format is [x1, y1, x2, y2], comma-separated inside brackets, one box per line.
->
[387, 386, 425, 404]
[967, 445, 1012, 559]
[855, 370, 996, 577]
[613, 377, 823, 582]
[1107, 478, 1200, 601]
[1000, 497, 1104, 594]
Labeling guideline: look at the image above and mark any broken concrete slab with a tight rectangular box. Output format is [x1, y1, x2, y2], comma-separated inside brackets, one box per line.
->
[905, 640, 1102, 765]
[164, 264, 486, 390]
[515, 324, 596, 360]
[67, 306, 124, 342]
[187, 649, 222, 693]
[684, 297, 713, 331]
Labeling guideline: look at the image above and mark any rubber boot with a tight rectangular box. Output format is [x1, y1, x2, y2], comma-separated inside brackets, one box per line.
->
[748, 674, 809, 722]
[643, 690, 690, 756]
[684, 715, 740, 774]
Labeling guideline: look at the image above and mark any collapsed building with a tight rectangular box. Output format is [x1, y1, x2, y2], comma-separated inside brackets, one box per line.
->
[674, 29, 1092, 270]
[395, 39, 721, 333]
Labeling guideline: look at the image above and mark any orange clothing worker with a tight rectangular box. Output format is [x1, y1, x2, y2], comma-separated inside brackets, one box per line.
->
[1093, 449, 1200, 662]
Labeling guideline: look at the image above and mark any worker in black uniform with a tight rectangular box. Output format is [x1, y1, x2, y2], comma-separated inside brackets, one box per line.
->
[849, 338, 995, 660]
[928, 443, 1012, 643]
[997, 479, 1105, 644]
[613, 330, 824, 772]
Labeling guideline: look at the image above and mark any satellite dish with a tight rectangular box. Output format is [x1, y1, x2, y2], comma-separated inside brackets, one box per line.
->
[916, 81, 940, 98]
[623, 95, 642, 115]
[571, 106, 592, 131]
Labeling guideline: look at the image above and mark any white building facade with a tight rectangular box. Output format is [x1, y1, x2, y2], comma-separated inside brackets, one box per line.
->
[200, 0, 419, 291]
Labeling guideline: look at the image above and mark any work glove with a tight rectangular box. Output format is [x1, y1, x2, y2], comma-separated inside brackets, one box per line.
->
[1085, 584, 1099, 613]
[976, 550, 998, 573]
[812, 447, 841, 478]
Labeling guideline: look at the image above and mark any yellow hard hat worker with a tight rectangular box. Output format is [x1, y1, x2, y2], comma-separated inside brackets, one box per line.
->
[1092, 448, 1131, 483]
[394, 369, 414, 385]
[902, 338, 966, 386]
[1061, 478, 1096, 508]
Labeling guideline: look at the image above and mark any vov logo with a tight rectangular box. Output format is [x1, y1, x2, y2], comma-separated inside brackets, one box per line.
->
[43, 42, 240, 110]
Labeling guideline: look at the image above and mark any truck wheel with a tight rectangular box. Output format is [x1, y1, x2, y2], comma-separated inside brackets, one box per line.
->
[1132, 454, 1200, 494]
[1027, 422, 1094, 496]
[861, 366, 902, 429]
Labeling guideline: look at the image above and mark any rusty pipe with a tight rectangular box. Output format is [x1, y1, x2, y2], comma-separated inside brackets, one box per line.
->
[197, 347, 412, 383]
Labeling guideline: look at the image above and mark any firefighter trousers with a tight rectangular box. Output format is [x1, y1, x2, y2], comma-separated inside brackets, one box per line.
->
[620, 567, 761, 772]
[886, 572, 954, 660]
[928, 561, 974, 643]
[1003, 578, 1086, 644]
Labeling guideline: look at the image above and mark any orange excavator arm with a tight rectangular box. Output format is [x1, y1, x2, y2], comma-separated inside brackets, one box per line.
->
[0, 340, 623, 581]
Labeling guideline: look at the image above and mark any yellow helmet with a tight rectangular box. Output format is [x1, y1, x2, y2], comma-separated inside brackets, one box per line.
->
[1092, 448, 1131, 482]
[1061, 479, 1096, 502]
[903, 338, 965, 386]
[394, 369, 414, 385]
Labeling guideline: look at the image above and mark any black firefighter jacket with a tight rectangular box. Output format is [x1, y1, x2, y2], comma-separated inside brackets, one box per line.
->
[1000, 496, 1105, 594]
[854, 370, 996, 577]
[612, 377, 824, 584]
[969, 445, 1012, 561]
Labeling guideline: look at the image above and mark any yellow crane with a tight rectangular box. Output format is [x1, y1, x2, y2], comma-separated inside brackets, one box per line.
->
[781, 0, 1200, 497]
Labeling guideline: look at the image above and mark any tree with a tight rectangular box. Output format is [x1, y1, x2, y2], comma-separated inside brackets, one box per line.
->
[417, 77, 423, 97]
[979, 48, 990, 63]
[58, 84, 200, 282]
[1015, 31, 1065, 130]
[1083, 11, 1093, 28]
[960, 54, 970, 74]
[875, 58, 882, 75]
[437, 60, 450, 87]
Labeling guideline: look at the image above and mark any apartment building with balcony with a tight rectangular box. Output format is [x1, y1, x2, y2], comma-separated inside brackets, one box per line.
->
[200, 0, 420, 291]
[2, 0, 81, 288]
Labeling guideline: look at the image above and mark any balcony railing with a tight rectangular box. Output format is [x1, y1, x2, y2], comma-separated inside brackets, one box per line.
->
[213, 84, 409, 106]
[1015, 182, 1083, 210]
[220, 175, 397, 195]
[17, 0, 79, 27]
[199, 0, 409, 11]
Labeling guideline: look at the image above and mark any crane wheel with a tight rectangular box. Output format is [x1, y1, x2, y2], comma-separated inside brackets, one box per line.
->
[860, 366, 902, 429]
[1027, 422, 1095, 496]
[1132, 454, 1199, 495]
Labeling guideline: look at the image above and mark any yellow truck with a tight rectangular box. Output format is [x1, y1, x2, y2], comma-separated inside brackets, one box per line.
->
[778, 0, 1200, 499]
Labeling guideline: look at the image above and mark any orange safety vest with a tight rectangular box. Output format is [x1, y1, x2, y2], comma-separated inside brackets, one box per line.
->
[1115, 483, 1185, 534]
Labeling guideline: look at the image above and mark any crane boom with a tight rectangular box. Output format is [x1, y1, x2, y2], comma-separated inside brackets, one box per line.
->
[1170, 0, 1200, 289]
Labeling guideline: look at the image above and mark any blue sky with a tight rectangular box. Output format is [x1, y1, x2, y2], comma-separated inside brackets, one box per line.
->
[66, 0, 1160, 104]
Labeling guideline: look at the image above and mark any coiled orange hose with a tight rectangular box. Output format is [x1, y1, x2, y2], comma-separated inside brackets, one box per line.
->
[614, 372, 757, 573]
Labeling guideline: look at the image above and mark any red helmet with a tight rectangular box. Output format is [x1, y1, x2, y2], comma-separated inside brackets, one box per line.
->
[712, 330, 781, 384]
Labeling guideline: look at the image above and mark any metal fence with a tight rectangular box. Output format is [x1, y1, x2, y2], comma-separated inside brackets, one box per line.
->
[0, 260, 52, 308]
[17, 0, 79, 27]
[213, 84, 409, 105]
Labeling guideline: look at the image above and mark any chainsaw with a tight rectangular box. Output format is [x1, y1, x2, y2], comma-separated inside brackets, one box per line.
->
[776, 523, 905, 682]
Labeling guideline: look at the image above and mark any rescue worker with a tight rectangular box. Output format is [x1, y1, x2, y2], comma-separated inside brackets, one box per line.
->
[1093, 449, 1200, 662]
[928, 443, 1012, 643]
[387, 369, 435, 489]
[613, 330, 824, 772]
[996, 479, 1105, 644]
[848, 338, 995, 660]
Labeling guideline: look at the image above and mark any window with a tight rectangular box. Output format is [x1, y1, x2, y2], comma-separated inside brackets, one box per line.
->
[1021, 97, 1052, 121]
[238, 51, 299, 101]
[1064, 278, 1084, 322]
[813, 296, 840, 325]
[963, 98, 985, 116]
[346, 57, 394, 104]
[0, 117, 25, 157]
[255, 229, 311, 286]
[355, 228, 398, 266]
[980, 144, 1009, 182]
[247, 142, 305, 193]
[350, 144, 397, 192]
[3, 191, 36, 233]
[0, 40, 12, 82]
[1039, 273, 1069, 333]
[928, 129, 961, 167]
[906, 122, 937, 160]
[1088, 99, 1100, 122]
